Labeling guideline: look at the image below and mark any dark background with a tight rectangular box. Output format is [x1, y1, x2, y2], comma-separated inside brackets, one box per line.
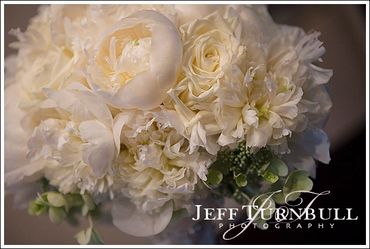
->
[4, 4, 367, 245]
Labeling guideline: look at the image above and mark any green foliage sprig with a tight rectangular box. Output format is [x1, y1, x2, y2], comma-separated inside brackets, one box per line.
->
[205, 142, 313, 205]
[28, 178, 104, 244]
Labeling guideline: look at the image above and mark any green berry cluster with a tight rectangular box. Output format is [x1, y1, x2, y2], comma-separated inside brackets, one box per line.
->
[205, 142, 288, 204]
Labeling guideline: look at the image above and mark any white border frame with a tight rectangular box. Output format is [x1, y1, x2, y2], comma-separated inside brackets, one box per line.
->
[1, 1, 369, 248]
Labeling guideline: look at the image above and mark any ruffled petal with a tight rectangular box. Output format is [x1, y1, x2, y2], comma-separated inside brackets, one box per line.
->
[44, 87, 113, 127]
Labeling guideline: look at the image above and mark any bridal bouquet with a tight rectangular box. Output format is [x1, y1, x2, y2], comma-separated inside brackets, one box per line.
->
[5, 4, 332, 244]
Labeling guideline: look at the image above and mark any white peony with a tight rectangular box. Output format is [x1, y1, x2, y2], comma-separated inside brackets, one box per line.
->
[87, 10, 182, 110]
[5, 5, 102, 115]
[5, 83, 117, 197]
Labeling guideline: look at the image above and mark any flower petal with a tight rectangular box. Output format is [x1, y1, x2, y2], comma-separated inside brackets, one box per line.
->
[79, 120, 115, 177]
[89, 10, 182, 110]
[112, 200, 173, 237]
[45, 88, 113, 126]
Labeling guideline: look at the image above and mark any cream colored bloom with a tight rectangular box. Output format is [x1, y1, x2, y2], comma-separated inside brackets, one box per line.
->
[166, 7, 248, 155]
[5, 83, 116, 196]
[180, 8, 244, 103]
[111, 110, 212, 236]
[266, 25, 332, 175]
[166, 5, 332, 173]
[5, 82, 44, 189]
[10, 5, 92, 110]
[87, 10, 182, 110]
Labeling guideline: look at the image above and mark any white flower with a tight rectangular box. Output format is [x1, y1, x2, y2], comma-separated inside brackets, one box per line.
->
[111, 110, 212, 236]
[167, 5, 332, 167]
[41, 86, 116, 196]
[5, 83, 44, 189]
[167, 7, 247, 155]
[87, 10, 182, 110]
[267, 26, 333, 127]
[6, 83, 117, 197]
[266, 25, 333, 174]
[7, 6, 88, 110]
[180, 9, 244, 102]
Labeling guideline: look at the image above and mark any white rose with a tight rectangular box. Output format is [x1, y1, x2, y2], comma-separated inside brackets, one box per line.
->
[87, 10, 182, 110]
[166, 9, 246, 155]
[180, 10, 244, 101]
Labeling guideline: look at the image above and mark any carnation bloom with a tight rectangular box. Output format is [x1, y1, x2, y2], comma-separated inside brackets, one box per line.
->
[266, 26, 333, 175]
[110, 110, 212, 236]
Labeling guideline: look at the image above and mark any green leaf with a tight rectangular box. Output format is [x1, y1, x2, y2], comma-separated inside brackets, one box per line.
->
[262, 171, 279, 184]
[235, 174, 248, 187]
[82, 194, 96, 216]
[49, 206, 66, 224]
[28, 200, 47, 216]
[270, 180, 285, 204]
[35, 193, 49, 206]
[89, 229, 104, 245]
[82, 194, 95, 209]
[206, 168, 223, 186]
[268, 158, 288, 176]
[65, 194, 84, 210]
[283, 170, 313, 202]
[47, 192, 66, 207]
[209, 157, 230, 175]
[171, 208, 189, 223]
